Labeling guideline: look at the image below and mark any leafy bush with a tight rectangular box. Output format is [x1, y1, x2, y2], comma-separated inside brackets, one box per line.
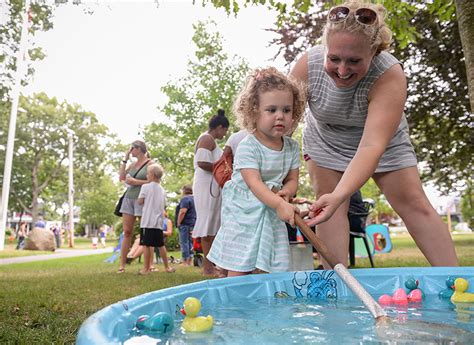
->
[165, 229, 180, 251]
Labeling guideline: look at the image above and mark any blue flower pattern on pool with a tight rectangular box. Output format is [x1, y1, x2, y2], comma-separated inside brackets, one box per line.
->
[292, 271, 338, 299]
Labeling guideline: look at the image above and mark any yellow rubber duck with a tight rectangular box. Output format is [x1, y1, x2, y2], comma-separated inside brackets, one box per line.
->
[180, 297, 213, 332]
[451, 278, 474, 303]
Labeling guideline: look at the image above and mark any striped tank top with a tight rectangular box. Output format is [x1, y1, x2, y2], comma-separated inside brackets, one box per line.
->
[302, 45, 417, 172]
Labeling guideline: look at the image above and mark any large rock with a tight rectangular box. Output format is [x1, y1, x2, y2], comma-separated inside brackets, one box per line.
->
[24, 228, 56, 251]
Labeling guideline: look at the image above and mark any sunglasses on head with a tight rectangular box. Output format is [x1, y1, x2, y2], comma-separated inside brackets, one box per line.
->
[328, 6, 378, 26]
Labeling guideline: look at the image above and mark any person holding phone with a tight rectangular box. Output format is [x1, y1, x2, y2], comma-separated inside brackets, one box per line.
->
[117, 140, 152, 273]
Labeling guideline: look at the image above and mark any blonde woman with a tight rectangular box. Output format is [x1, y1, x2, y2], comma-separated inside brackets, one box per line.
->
[117, 140, 152, 273]
[290, 1, 458, 268]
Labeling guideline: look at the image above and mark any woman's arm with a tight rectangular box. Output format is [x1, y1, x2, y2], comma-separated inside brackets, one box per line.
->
[196, 134, 217, 172]
[241, 168, 297, 226]
[126, 176, 150, 186]
[125, 160, 153, 186]
[309, 64, 407, 224]
[119, 147, 133, 181]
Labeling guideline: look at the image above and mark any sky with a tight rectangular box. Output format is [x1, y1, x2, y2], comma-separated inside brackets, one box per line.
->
[14, 0, 455, 210]
[22, 0, 286, 143]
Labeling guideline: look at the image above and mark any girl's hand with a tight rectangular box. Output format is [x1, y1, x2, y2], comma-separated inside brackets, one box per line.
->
[276, 189, 291, 202]
[276, 200, 298, 227]
[305, 193, 344, 227]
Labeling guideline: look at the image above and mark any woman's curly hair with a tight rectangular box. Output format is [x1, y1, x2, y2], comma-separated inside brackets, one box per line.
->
[322, 0, 392, 55]
[233, 67, 306, 134]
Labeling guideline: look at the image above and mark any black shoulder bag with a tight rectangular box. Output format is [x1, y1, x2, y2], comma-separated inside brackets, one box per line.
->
[114, 160, 150, 217]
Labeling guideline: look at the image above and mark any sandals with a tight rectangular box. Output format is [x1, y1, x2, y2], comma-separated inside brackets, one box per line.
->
[117, 268, 125, 274]
[166, 267, 176, 273]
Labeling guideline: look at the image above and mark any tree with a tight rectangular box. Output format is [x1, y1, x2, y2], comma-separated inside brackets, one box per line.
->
[0, 92, 110, 225]
[202, 0, 473, 109]
[392, 10, 472, 193]
[142, 122, 188, 195]
[454, 0, 474, 111]
[144, 20, 250, 193]
[460, 181, 473, 229]
[0, 0, 54, 101]
[79, 175, 119, 231]
[206, 1, 472, 194]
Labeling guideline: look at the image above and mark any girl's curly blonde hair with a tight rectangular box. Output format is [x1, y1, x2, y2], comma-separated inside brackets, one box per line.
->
[233, 67, 306, 133]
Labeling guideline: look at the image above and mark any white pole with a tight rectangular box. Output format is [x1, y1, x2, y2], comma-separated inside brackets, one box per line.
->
[0, 0, 30, 251]
[68, 132, 75, 248]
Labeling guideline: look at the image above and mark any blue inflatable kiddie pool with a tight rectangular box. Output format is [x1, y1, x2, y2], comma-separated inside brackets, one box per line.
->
[77, 267, 474, 344]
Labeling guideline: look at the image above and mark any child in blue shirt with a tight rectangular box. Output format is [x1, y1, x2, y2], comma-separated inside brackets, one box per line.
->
[208, 67, 306, 276]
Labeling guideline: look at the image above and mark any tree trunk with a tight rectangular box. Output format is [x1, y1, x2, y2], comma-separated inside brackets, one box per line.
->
[31, 156, 40, 227]
[455, 0, 474, 112]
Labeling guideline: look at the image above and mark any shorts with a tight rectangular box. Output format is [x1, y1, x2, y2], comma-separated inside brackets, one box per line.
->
[120, 198, 143, 217]
[140, 228, 164, 247]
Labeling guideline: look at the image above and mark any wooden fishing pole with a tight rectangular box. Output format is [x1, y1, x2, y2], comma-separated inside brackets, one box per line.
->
[294, 213, 388, 322]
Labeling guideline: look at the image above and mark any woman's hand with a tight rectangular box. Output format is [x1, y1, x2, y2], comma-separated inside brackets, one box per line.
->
[276, 200, 298, 227]
[125, 175, 136, 186]
[306, 193, 344, 227]
[124, 147, 132, 161]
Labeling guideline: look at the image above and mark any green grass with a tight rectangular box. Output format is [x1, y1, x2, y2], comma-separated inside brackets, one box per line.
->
[0, 237, 117, 258]
[0, 234, 473, 343]
[351, 233, 474, 268]
[0, 254, 207, 343]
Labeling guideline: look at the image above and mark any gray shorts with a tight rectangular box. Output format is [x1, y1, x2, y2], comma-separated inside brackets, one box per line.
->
[120, 198, 143, 217]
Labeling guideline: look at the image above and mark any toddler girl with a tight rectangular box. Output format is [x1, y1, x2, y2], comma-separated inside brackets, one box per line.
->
[208, 67, 306, 277]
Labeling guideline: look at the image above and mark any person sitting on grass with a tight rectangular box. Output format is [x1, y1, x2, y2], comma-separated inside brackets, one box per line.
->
[137, 163, 175, 274]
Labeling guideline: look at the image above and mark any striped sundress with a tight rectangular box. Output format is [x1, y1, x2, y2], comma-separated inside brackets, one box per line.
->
[302, 45, 417, 172]
[207, 134, 300, 273]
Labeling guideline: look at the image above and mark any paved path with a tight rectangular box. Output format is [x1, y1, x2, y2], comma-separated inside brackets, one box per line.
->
[0, 247, 113, 266]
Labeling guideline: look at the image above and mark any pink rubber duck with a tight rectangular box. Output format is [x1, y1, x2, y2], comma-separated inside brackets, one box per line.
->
[379, 288, 408, 305]
[379, 288, 422, 305]
[407, 288, 423, 302]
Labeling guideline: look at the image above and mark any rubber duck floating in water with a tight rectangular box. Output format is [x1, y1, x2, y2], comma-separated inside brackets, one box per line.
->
[136, 312, 174, 334]
[439, 276, 456, 299]
[180, 297, 213, 332]
[404, 276, 424, 301]
[451, 278, 474, 303]
[378, 287, 422, 305]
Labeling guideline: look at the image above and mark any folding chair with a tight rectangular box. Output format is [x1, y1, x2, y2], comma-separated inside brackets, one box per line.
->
[348, 199, 375, 268]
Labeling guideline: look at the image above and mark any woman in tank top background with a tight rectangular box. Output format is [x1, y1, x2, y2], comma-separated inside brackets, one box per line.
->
[117, 140, 152, 273]
[290, 0, 458, 268]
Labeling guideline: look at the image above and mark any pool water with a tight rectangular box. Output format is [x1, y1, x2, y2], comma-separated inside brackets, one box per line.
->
[76, 268, 474, 344]
[123, 295, 474, 344]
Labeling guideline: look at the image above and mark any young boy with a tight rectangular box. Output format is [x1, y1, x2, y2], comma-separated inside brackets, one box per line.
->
[175, 185, 196, 266]
[137, 164, 175, 274]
